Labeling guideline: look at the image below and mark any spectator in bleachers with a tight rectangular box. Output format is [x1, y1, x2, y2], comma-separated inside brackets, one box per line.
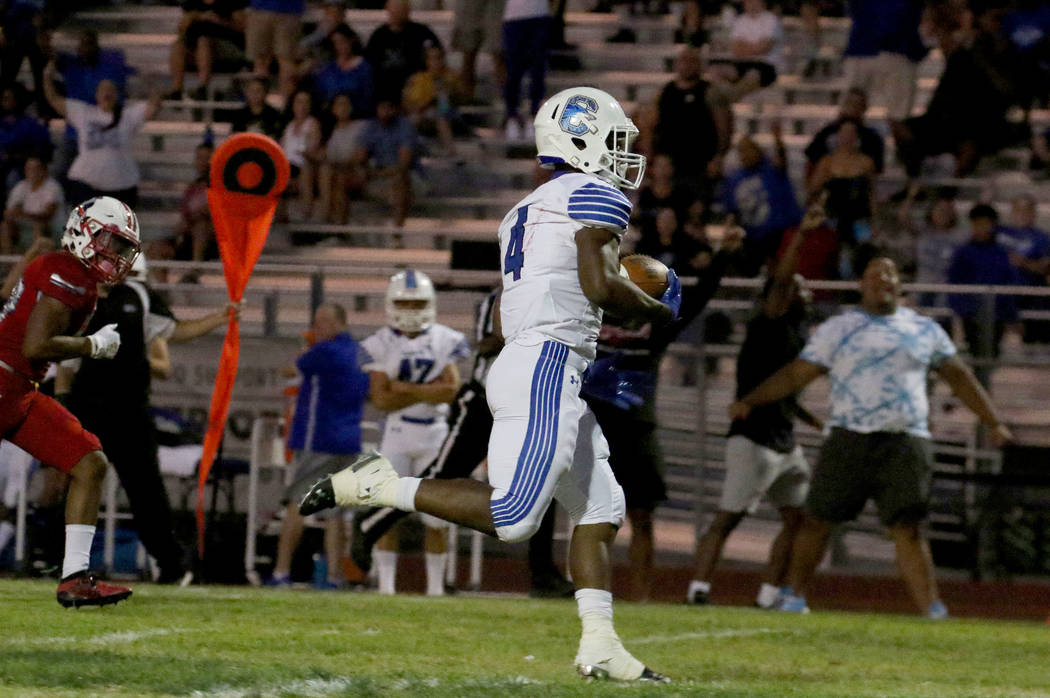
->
[55, 29, 131, 103]
[246, 0, 303, 100]
[1002, 0, 1050, 111]
[902, 191, 966, 310]
[150, 143, 218, 265]
[452, 0, 506, 100]
[42, 61, 160, 207]
[364, 0, 441, 104]
[948, 204, 1018, 358]
[317, 93, 365, 224]
[0, 156, 61, 254]
[299, 1, 347, 61]
[1, 0, 48, 113]
[281, 89, 323, 219]
[231, 76, 283, 139]
[807, 121, 877, 277]
[634, 154, 690, 241]
[998, 194, 1050, 286]
[776, 205, 839, 299]
[354, 98, 421, 228]
[168, 0, 249, 100]
[500, 0, 549, 141]
[53, 29, 133, 175]
[312, 24, 375, 117]
[997, 194, 1050, 343]
[896, 5, 1019, 192]
[727, 0, 783, 89]
[841, 0, 927, 139]
[403, 45, 468, 157]
[635, 207, 684, 268]
[654, 46, 736, 199]
[721, 127, 802, 276]
[674, 0, 708, 48]
[0, 84, 53, 192]
[803, 88, 884, 181]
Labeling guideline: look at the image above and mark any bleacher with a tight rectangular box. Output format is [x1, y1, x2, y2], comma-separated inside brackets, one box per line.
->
[41, 2, 1050, 578]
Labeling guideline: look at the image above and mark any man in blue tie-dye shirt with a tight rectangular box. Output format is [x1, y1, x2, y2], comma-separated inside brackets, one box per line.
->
[730, 256, 1012, 618]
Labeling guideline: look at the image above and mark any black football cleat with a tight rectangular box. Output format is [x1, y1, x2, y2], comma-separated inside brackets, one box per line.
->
[298, 475, 336, 516]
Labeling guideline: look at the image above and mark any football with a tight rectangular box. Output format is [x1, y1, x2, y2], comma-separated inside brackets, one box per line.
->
[620, 254, 669, 298]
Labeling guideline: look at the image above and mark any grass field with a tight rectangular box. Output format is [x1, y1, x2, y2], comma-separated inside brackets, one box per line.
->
[1, 579, 1048, 698]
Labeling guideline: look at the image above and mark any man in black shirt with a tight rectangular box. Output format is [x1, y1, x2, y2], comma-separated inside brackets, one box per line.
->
[803, 87, 886, 180]
[653, 46, 741, 198]
[57, 260, 232, 584]
[364, 0, 441, 104]
[686, 203, 824, 608]
[580, 228, 742, 600]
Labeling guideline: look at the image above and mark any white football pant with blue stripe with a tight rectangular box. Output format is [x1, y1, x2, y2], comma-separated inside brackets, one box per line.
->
[486, 339, 626, 543]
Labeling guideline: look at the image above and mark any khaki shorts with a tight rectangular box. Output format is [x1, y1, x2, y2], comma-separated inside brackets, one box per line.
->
[843, 53, 918, 122]
[363, 169, 429, 202]
[452, 0, 506, 53]
[246, 8, 301, 62]
[719, 436, 810, 514]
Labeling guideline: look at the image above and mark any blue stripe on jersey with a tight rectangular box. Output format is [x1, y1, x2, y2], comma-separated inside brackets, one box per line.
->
[569, 194, 632, 210]
[574, 182, 631, 206]
[568, 201, 631, 220]
[490, 341, 569, 527]
[405, 269, 417, 289]
[568, 209, 630, 228]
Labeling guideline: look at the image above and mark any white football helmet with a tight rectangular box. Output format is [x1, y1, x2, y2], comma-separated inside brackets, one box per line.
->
[533, 86, 646, 189]
[385, 269, 436, 334]
[62, 197, 141, 284]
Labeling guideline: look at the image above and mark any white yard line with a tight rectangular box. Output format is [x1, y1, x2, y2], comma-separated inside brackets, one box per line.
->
[631, 627, 798, 645]
[4, 627, 190, 648]
[191, 678, 358, 698]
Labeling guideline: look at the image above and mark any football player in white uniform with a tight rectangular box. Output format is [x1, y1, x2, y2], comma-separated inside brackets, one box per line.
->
[302, 87, 681, 682]
[360, 270, 471, 596]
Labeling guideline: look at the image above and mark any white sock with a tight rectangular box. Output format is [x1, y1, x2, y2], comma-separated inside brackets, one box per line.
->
[687, 580, 711, 602]
[425, 552, 446, 596]
[0, 520, 14, 552]
[394, 477, 420, 512]
[756, 583, 780, 608]
[331, 468, 358, 506]
[374, 550, 397, 595]
[62, 524, 96, 579]
[575, 588, 614, 635]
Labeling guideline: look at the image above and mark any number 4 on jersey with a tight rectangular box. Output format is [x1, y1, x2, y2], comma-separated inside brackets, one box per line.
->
[504, 205, 528, 281]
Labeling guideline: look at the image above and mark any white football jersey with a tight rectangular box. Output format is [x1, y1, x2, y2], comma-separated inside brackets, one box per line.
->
[360, 324, 471, 422]
[497, 171, 632, 360]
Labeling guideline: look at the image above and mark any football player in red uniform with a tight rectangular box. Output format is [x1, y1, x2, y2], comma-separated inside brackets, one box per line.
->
[0, 196, 141, 607]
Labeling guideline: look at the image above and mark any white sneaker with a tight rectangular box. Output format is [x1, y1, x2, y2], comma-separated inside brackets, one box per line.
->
[575, 629, 668, 682]
[299, 451, 400, 512]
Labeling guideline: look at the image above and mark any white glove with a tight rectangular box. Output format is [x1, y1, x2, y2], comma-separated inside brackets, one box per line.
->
[88, 323, 121, 359]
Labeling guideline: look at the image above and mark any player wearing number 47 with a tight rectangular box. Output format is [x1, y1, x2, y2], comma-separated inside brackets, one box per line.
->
[301, 86, 678, 682]
[359, 270, 471, 597]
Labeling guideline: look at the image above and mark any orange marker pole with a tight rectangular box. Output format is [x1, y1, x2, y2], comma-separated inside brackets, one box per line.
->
[198, 133, 289, 556]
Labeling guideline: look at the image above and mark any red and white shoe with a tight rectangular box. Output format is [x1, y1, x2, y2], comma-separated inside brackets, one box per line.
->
[56, 571, 133, 608]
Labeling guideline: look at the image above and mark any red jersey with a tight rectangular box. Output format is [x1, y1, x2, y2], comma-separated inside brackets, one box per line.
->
[0, 251, 98, 382]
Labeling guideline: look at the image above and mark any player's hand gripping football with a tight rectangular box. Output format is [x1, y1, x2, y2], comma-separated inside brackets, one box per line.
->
[659, 269, 682, 321]
[88, 323, 121, 359]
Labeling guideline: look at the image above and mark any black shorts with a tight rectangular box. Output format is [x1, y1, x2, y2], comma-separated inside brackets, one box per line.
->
[588, 400, 667, 511]
[806, 428, 933, 526]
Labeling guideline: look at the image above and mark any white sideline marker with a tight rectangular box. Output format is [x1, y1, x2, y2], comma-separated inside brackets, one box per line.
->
[632, 627, 798, 645]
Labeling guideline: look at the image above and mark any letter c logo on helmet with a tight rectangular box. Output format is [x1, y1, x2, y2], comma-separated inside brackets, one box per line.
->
[559, 95, 599, 136]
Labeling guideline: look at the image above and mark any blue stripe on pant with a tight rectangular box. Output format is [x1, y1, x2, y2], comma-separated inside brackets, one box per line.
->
[490, 340, 569, 529]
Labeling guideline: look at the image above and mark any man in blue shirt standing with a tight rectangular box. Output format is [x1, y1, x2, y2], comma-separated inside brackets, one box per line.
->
[731, 256, 1012, 618]
[268, 303, 371, 588]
